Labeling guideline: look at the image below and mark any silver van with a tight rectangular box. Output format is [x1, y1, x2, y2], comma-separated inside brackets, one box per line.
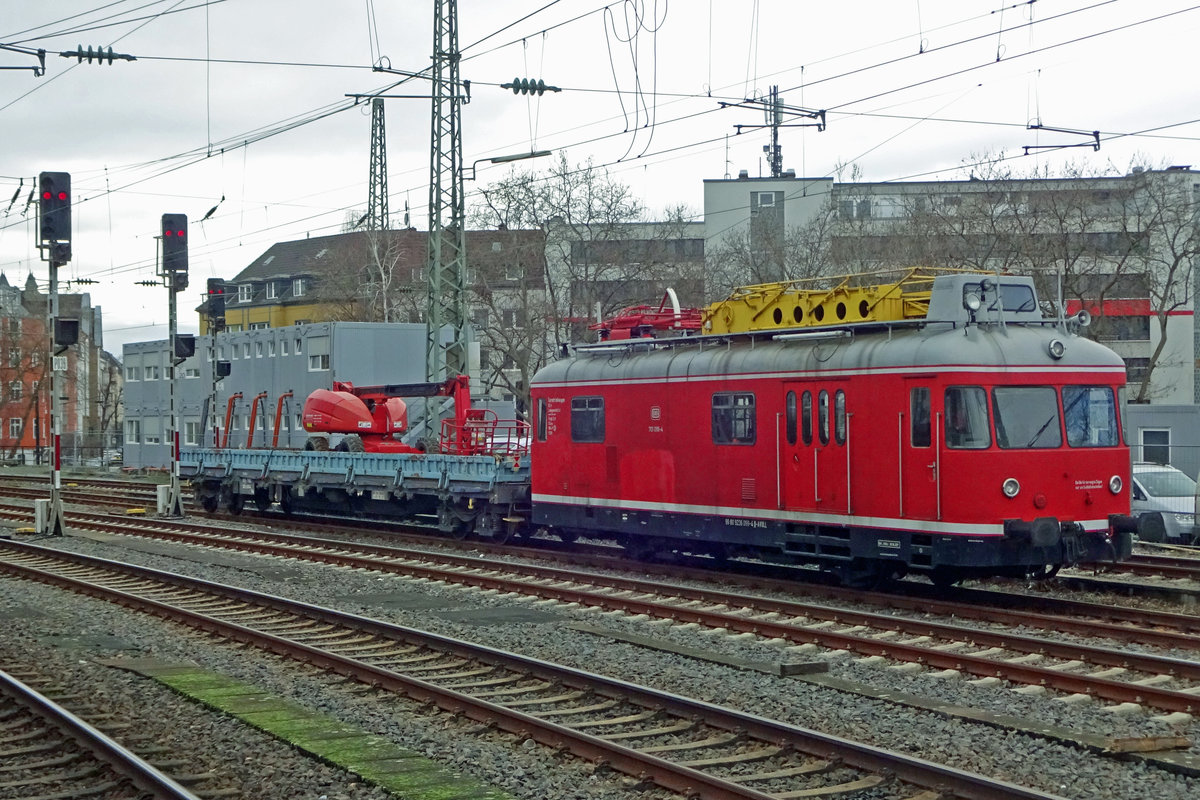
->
[1130, 462, 1197, 543]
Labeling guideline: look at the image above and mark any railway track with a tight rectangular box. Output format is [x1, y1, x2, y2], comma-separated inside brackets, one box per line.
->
[6, 503, 1200, 719]
[0, 538, 1066, 800]
[5, 475, 1200, 598]
[0, 664, 201, 800]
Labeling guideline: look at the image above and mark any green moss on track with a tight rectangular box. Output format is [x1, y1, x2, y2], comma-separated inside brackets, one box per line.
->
[121, 661, 513, 800]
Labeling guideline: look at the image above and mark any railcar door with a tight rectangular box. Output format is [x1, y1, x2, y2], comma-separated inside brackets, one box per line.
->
[780, 383, 850, 515]
[899, 382, 939, 520]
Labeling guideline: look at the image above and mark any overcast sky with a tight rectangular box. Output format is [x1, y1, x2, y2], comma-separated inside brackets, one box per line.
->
[2, 0, 1198, 354]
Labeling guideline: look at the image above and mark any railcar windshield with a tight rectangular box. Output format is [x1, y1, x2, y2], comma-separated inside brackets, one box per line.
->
[992, 386, 1062, 448]
[963, 282, 1037, 313]
[1062, 386, 1119, 447]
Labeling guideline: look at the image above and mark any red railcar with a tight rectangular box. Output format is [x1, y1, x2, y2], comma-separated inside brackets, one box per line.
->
[530, 273, 1136, 585]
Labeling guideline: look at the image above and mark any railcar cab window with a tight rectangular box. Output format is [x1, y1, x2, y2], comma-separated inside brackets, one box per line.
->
[712, 392, 755, 445]
[910, 387, 931, 447]
[962, 281, 1037, 313]
[993, 386, 1061, 448]
[944, 386, 990, 449]
[570, 397, 604, 442]
[1063, 386, 1119, 447]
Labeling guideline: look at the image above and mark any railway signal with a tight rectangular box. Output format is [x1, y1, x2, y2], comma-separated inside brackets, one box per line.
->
[161, 213, 188, 291]
[206, 278, 227, 329]
[38, 171, 71, 262]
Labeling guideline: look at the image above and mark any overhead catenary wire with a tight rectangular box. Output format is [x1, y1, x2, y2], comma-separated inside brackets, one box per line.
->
[3, 1, 1198, 288]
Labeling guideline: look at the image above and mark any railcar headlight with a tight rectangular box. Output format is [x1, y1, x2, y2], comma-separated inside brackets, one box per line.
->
[1002, 477, 1020, 498]
[964, 292, 982, 311]
[1108, 475, 1123, 494]
[1047, 338, 1066, 359]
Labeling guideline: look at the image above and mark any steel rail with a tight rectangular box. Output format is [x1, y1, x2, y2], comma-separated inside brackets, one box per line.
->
[7, 505, 1200, 713]
[0, 667, 202, 800]
[0, 539, 1066, 800]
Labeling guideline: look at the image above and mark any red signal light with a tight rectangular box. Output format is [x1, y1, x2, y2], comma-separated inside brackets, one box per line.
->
[42, 191, 52, 200]
[57, 191, 67, 201]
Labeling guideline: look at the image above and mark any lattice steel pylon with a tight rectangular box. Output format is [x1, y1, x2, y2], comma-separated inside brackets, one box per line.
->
[368, 98, 389, 231]
[425, 0, 469, 383]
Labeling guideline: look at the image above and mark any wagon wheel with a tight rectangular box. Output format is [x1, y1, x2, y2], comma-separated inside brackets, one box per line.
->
[557, 529, 578, 545]
[1024, 562, 1061, 581]
[439, 501, 477, 540]
[929, 566, 963, 589]
[278, 488, 294, 517]
[199, 493, 220, 514]
[1138, 513, 1167, 543]
[253, 487, 272, 512]
[839, 558, 895, 590]
[223, 488, 244, 516]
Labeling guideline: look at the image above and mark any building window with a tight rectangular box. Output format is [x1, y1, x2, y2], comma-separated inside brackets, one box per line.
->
[8, 418, 20, 439]
[308, 354, 329, 371]
[238, 284, 253, 302]
[256, 342, 264, 358]
[126, 365, 140, 381]
[184, 367, 200, 379]
[7, 381, 20, 402]
[265, 282, 278, 300]
[242, 343, 250, 359]
[145, 365, 160, 380]
[184, 421, 200, 446]
[1124, 357, 1151, 385]
[712, 392, 756, 445]
[570, 397, 604, 443]
[249, 322, 270, 330]
[125, 420, 140, 443]
[281, 339, 289, 356]
[294, 338, 302, 354]
[293, 278, 306, 297]
[269, 340, 277, 357]
[1141, 429, 1170, 464]
[7, 348, 20, 368]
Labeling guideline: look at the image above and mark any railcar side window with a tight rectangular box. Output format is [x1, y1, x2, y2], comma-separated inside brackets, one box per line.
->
[570, 397, 605, 443]
[834, 390, 847, 445]
[785, 391, 798, 445]
[1063, 386, 1118, 447]
[537, 398, 548, 441]
[818, 390, 830, 445]
[944, 386, 990, 449]
[801, 391, 813, 446]
[910, 388, 931, 447]
[992, 386, 1061, 449]
[712, 392, 756, 445]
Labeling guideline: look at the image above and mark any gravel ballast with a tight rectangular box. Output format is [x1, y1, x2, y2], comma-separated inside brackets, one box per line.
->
[3, 528, 1198, 800]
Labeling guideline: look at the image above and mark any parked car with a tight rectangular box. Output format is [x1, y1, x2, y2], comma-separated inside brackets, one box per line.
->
[1130, 462, 1197, 543]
